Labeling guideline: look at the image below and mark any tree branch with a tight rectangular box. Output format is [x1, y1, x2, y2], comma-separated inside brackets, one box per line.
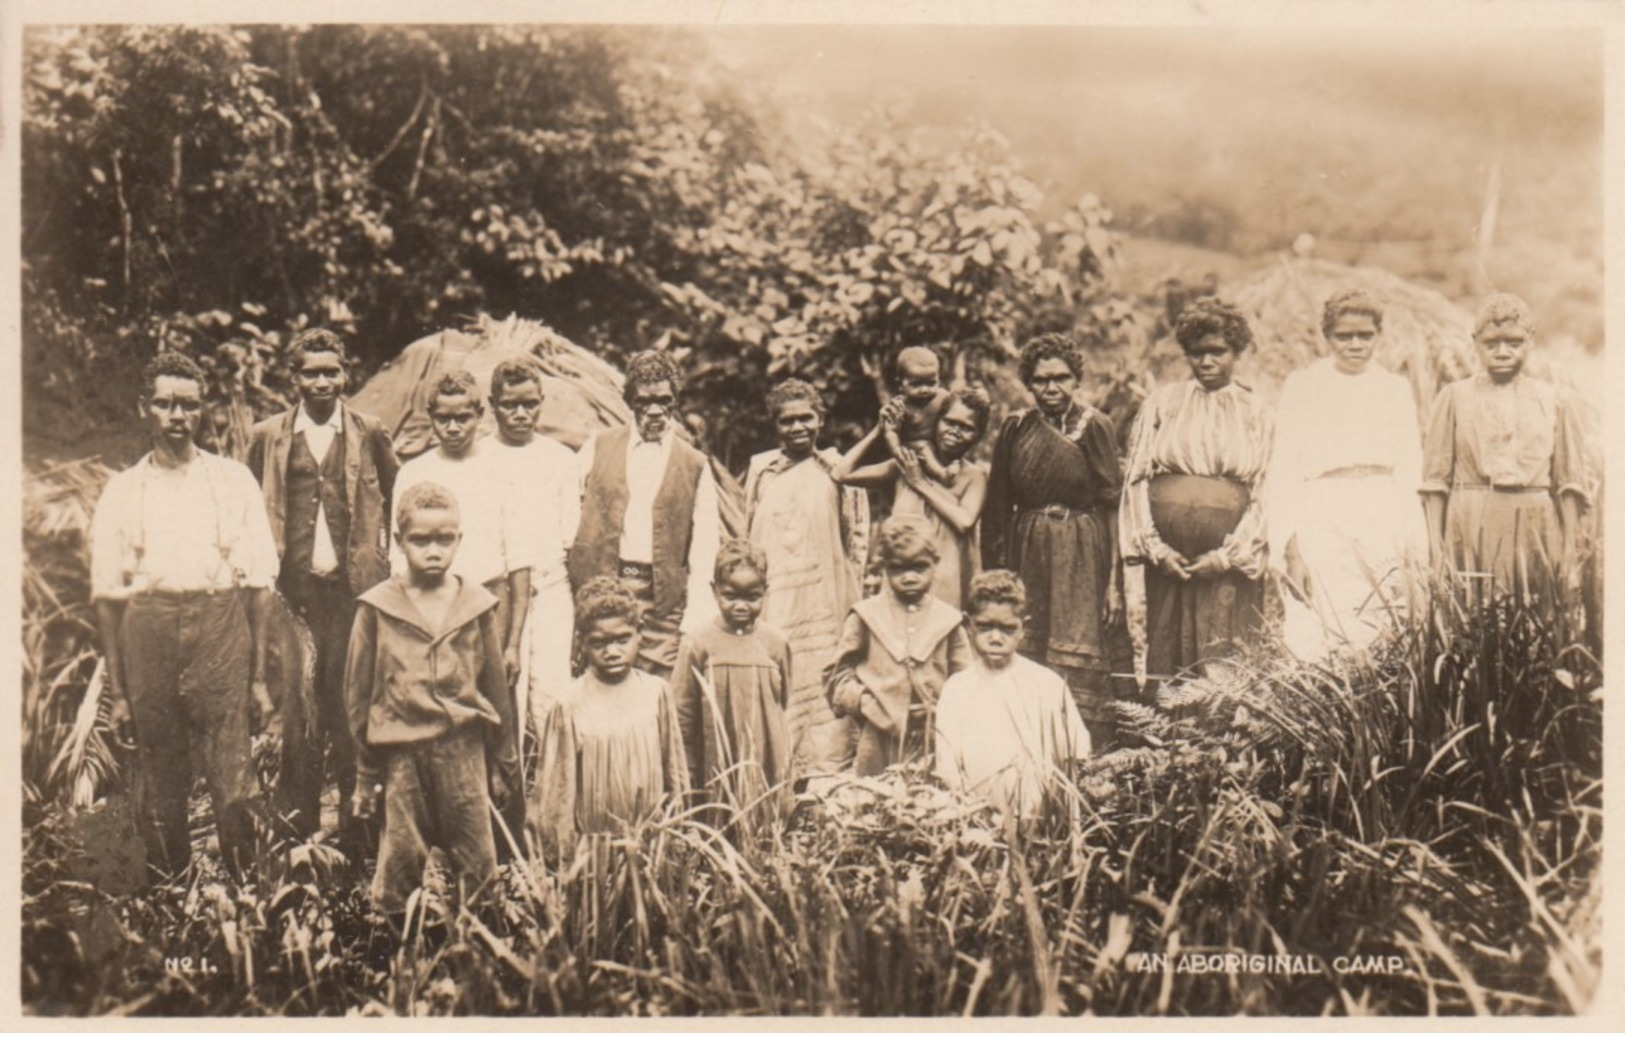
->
[367, 81, 429, 172]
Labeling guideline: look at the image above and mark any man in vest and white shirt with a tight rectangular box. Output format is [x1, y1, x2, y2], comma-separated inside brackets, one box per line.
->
[569, 351, 720, 678]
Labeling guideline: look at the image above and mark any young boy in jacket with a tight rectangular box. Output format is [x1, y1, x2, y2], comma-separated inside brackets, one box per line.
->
[826, 515, 971, 776]
[346, 481, 522, 918]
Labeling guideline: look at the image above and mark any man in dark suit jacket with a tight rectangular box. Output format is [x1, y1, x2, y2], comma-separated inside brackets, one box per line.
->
[247, 328, 399, 858]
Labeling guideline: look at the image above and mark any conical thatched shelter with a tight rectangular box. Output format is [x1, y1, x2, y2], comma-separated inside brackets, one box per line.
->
[1225, 256, 1479, 408]
[350, 314, 746, 536]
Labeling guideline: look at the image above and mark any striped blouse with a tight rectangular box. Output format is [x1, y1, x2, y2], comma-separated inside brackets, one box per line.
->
[1120, 380, 1275, 579]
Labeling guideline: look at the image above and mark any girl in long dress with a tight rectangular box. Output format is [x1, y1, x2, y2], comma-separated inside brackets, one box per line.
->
[533, 578, 688, 861]
[670, 540, 795, 832]
[832, 390, 991, 608]
[743, 380, 868, 776]
[981, 333, 1125, 746]
[1121, 298, 1274, 686]
[1420, 293, 1590, 606]
[1269, 289, 1426, 656]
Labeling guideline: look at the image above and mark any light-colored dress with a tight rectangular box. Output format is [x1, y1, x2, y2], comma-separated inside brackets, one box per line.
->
[934, 655, 1092, 818]
[744, 448, 868, 774]
[532, 669, 689, 857]
[670, 619, 796, 828]
[1121, 381, 1274, 682]
[1269, 358, 1426, 654]
[1420, 373, 1590, 600]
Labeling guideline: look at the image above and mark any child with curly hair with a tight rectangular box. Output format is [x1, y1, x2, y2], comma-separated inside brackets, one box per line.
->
[670, 540, 796, 830]
[826, 516, 971, 776]
[934, 570, 1091, 819]
[532, 577, 689, 859]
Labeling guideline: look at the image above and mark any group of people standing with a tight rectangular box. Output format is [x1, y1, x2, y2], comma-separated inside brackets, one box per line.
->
[88, 287, 1591, 918]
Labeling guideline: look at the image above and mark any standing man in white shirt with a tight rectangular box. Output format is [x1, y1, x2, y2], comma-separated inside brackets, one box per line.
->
[487, 357, 581, 744]
[91, 352, 281, 882]
[569, 350, 720, 678]
[246, 329, 400, 858]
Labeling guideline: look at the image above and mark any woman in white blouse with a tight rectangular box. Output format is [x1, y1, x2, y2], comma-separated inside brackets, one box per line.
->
[1269, 290, 1426, 654]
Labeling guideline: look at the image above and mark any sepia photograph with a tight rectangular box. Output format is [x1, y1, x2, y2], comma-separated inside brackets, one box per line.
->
[8, 1, 1613, 1020]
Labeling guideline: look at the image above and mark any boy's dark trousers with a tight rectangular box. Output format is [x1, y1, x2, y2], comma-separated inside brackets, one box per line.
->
[120, 589, 260, 881]
[373, 724, 499, 915]
[277, 570, 368, 859]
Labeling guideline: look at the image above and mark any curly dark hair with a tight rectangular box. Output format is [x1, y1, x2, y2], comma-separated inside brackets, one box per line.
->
[141, 351, 207, 398]
[715, 538, 768, 585]
[765, 378, 824, 420]
[623, 350, 682, 405]
[945, 388, 992, 440]
[965, 569, 1026, 617]
[1017, 333, 1085, 386]
[490, 356, 544, 400]
[395, 480, 460, 532]
[874, 514, 940, 566]
[1173, 296, 1253, 354]
[288, 328, 349, 371]
[1320, 289, 1384, 338]
[431, 369, 482, 408]
[574, 576, 644, 634]
[1474, 292, 1536, 339]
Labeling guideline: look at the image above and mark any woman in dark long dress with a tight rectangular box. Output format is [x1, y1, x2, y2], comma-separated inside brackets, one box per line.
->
[981, 333, 1125, 747]
[1121, 298, 1274, 685]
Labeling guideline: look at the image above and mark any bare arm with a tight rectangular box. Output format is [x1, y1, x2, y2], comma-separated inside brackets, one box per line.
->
[830, 422, 900, 488]
[505, 567, 532, 684]
[897, 460, 986, 535]
[1421, 493, 1448, 570]
[94, 600, 127, 704]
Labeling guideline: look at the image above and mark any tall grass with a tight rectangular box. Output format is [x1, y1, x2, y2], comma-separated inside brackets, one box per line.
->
[21, 566, 1600, 1016]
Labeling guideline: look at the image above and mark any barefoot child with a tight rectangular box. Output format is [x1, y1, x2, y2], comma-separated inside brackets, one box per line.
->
[346, 482, 522, 918]
[934, 570, 1091, 819]
[671, 540, 795, 830]
[827, 516, 971, 776]
[533, 578, 689, 859]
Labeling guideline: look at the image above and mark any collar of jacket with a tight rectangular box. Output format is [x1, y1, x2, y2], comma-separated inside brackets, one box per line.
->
[358, 575, 498, 642]
[852, 593, 963, 664]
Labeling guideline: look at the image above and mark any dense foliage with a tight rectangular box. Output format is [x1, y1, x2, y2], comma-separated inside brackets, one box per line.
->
[24, 25, 1123, 468]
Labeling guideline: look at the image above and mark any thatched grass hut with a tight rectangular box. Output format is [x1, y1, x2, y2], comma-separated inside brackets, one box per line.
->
[350, 314, 746, 535]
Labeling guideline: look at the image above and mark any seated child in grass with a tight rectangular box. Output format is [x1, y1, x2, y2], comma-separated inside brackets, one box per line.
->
[827, 516, 971, 776]
[671, 539, 796, 831]
[346, 481, 522, 919]
[934, 570, 1092, 819]
[533, 577, 690, 859]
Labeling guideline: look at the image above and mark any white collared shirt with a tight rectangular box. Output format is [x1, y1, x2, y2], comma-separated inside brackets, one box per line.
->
[293, 403, 344, 575]
[576, 428, 721, 631]
[90, 450, 280, 601]
[391, 439, 509, 586]
[492, 434, 581, 577]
